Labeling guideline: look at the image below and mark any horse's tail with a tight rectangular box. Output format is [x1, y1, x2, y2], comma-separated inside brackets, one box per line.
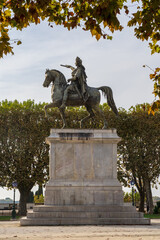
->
[98, 86, 119, 116]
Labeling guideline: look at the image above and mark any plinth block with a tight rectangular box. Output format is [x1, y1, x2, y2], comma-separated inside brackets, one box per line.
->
[45, 129, 123, 206]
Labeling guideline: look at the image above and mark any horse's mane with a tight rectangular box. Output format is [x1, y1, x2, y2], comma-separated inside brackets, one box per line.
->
[50, 69, 66, 85]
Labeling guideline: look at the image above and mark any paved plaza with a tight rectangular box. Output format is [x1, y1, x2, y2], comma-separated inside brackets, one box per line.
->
[0, 219, 160, 240]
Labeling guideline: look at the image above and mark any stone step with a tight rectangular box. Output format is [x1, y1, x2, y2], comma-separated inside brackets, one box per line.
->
[27, 211, 143, 219]
[20, 217, 150, 226]
[33, 205, 137, 213]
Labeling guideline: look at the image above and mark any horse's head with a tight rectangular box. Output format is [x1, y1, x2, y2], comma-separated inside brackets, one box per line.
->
[43, 69, 53, 87]
[43, 68, 67, 91]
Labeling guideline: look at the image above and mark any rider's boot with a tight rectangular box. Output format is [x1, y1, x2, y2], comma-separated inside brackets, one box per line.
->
[60, 89, 68, 109]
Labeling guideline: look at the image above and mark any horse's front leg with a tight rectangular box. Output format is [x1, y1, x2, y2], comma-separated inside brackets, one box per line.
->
[80, 106, 95, 128]
[44, 103, 56, 118]
[59, 107, 67, 129]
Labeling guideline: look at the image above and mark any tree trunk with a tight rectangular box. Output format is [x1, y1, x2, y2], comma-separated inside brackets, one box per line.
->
[18, 189, 30, 216]
[134, 175, 145, 212]
[145, 179, 154, 214]
[139, 190, 145, 212]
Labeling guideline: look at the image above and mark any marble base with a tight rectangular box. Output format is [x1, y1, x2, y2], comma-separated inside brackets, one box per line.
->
[45, 129, 123, 206]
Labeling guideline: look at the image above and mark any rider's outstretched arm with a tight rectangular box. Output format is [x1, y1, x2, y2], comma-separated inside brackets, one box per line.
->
[60, 64, 75, 71]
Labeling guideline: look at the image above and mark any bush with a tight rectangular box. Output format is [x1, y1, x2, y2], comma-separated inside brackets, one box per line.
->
[34, 194, 44, 204]
[153, 201, 160, 214]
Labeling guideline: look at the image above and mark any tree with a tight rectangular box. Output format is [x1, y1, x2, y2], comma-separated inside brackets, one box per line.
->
[124, 192, 132, 202]
[0, 100, 50, 215]
[0, 0, 126, 57]
[0, 0, 159, 58]
[111, 104, 160, 213]
[35, 184, 43, 196]
[123, 191, 140, 204]
[128, 0, 160, 54]
[27, 191, 34, 203]
[128, 1, 160, 112]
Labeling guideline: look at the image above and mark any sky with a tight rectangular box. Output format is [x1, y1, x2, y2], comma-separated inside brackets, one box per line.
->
[0, 9, 160, 200]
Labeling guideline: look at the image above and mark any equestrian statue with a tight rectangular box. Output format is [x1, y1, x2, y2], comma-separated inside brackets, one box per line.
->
[43, 57, 118, 129]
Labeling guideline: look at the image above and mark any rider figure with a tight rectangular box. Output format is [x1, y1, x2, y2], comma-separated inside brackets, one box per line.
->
[60, 57, 89, 109]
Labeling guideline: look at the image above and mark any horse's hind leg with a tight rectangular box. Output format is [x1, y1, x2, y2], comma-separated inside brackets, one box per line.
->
[80, 105, 95, 128]
[59, 107, 67, 129]
[92, 104, 108, 129]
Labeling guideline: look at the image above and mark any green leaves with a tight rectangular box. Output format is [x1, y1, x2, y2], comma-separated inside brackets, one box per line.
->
[128, 0, 160, 54]
[0, 0, 159, 57]
[0, 0, 126, 57]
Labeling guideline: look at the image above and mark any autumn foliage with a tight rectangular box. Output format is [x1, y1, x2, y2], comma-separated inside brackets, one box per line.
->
[0, 1, 159, 112]
[128, 0, 160, 54]
[149, 68, 160, 114]
[0, 0, 125, 57]
[0, 0, 159, 58]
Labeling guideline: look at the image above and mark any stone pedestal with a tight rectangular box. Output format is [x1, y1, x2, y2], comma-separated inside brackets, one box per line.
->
[20, 129, 150, 225]
[45, 129, 123, 206]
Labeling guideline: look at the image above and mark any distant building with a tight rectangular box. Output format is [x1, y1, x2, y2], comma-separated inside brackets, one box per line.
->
[0, 198, 13, 204]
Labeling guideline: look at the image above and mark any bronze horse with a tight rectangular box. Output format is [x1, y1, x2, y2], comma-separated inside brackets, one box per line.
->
[43, 69, 118, 128]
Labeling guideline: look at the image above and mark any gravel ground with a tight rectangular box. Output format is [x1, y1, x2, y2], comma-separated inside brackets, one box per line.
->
[0, 219, 160, 240]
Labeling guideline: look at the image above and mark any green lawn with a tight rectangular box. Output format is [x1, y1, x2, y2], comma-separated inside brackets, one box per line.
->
[144, 214, 160, 219]
[0, 216, 20, 221]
